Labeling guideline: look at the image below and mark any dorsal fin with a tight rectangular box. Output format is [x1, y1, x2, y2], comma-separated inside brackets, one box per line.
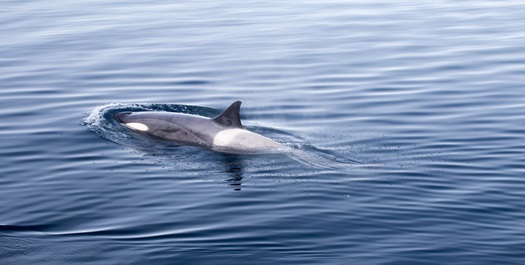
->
[214, 101, 244, 128]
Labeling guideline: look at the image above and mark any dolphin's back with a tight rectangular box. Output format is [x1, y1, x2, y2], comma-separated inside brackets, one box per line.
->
[118, 112, 223, 147]
[116, 101, 285, 154]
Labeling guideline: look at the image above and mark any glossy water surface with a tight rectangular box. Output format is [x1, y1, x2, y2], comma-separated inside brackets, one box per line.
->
[2, 1, 525, 264]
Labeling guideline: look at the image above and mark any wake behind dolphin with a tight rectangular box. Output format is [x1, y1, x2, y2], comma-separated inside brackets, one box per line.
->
[116, 101, 289, 155]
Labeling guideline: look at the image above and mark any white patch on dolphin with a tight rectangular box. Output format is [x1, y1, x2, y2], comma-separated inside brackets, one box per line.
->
[212, 128, 246, 147]
[213, 128, 282, 150]
[124, 122, 149, 131]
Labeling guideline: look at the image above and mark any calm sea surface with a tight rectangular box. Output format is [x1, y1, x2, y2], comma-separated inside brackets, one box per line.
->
[2, 1, 525, 264]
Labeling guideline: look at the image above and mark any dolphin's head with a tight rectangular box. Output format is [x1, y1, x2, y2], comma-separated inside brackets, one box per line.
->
[115, 111, 150, 131]
[116, 111, 132, 123]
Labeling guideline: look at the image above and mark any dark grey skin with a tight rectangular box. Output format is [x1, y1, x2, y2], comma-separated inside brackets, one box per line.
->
[116, 101, 284, 154]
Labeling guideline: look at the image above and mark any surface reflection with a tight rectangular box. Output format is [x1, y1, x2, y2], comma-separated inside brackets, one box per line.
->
[221, 154, 244, 191]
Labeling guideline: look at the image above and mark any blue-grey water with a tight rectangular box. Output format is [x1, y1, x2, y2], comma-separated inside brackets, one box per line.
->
[2, 1, 525, 264]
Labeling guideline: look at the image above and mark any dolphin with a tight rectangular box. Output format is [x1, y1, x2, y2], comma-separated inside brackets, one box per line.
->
[115, 101, 285, 154]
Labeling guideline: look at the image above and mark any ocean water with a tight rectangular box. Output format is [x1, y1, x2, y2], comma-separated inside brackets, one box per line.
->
[2, 1, 525, 264]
